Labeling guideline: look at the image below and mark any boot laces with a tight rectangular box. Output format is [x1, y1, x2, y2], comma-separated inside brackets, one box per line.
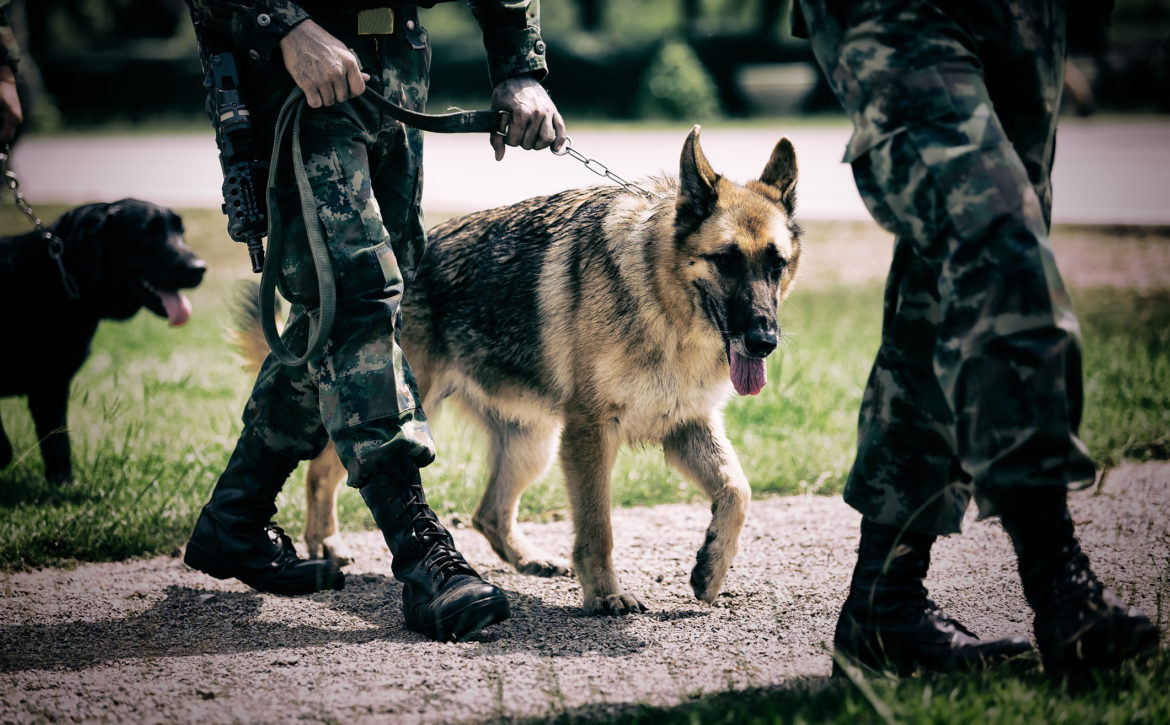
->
[402, 488, 477, 580]
[854, 579, 977, 638]
[264, 521, 293, 546]
[263, 522, 300, 562]
[922, 596, 977, 638]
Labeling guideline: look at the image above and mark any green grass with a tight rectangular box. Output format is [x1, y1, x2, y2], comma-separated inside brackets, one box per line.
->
[1078, 287, 1170, 464]
[545, 650, 1170, 724]
[1, 204, 1168, 722]
[2, 205, 1169, 570]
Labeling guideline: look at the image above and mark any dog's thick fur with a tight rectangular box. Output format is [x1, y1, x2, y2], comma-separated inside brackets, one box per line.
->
[241, 126, 802, 613]
[0, 199, 206, 485]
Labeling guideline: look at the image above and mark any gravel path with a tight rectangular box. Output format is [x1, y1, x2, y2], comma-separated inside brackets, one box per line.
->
[2, 461, 1167, 724]
[3, 224, 1168, 723]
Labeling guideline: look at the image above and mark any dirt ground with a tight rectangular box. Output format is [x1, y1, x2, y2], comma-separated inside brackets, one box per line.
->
[2, 225, 1168, 724]
[1, 461, 1167, 724]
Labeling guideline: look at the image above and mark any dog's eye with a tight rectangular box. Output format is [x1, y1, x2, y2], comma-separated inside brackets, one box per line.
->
[705, 251, 741, 274]
[765, 246, 789, 277]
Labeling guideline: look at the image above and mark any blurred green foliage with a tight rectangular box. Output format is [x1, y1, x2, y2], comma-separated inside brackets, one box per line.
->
[636, 39, 723, 120]
[12, 0, 1170, 129]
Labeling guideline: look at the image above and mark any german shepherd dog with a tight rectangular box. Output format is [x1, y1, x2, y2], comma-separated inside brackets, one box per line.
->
[241, 126, 801, 614]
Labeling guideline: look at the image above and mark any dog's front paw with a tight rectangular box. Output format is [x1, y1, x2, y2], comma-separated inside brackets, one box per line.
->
[321, 535, 354, 566]
[516, 555, 572, 578]
[307, 534, 353, 567]
[690, 547, 724, 604]
[584, 592, 648, 616]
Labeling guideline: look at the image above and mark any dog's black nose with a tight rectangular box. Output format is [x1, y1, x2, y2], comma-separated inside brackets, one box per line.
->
[745, 325, 777, 357]
[181, 258, 208, 286]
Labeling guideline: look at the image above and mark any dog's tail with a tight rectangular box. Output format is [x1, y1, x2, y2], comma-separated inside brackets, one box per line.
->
[229, 280, 276, 376]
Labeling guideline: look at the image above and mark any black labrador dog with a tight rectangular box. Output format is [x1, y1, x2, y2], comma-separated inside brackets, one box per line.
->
[0, 199, 207, 485]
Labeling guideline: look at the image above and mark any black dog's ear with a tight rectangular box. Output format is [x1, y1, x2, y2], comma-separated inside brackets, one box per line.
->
[759, 137, 798, 217]
[676, 124, 721, 237]
[51, 202, 111, 243]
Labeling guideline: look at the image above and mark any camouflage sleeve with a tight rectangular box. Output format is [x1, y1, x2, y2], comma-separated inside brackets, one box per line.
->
[0, 0, 20, 71]
[466, 0, 548, 87]
[187, 0, 311, 63]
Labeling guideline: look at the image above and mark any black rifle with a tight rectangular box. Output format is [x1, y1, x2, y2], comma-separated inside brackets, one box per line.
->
[191, 17, 268, 273]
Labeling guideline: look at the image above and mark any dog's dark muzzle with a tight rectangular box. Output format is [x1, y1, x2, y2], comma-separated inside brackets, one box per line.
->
[175, 258, 208, 288]
[158, 244, 208, 289]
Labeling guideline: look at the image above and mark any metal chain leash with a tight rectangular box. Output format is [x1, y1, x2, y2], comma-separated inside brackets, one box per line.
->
[552, 137, 658, 199]
[0, 144, 81, 300]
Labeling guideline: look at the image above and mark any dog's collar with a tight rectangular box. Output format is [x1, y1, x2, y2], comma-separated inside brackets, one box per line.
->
[47, 233, 82, 301]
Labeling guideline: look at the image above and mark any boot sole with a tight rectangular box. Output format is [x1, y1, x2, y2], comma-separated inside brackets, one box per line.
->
[407, 593, 511, 642]
[183, 540, 344, 595]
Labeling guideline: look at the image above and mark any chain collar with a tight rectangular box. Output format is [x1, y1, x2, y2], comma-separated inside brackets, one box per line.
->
[0, 144, 80, 300]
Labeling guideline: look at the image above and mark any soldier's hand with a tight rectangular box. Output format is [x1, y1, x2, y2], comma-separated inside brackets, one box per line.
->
[489, 76, 566, 162]
[279, 20, 370, 108]
[0, 63, 22, 145]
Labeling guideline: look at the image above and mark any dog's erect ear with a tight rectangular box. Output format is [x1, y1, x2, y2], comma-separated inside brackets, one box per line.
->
[759, 137, 798, 216]
[676, 124, 720, 236]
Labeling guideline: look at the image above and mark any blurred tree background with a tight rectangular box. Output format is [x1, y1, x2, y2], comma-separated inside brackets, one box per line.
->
[7, 0, 1170, 133]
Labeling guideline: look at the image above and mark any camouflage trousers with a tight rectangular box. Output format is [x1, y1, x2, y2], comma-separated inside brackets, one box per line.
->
[235, 23, 437, 488]
[798, 0, 1098, 535]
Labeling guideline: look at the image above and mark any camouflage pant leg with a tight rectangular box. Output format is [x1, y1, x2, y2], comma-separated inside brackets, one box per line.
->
[238, 308, 331, 460]
[800, 0, 1097, 534]
[264, 28, 436, 487]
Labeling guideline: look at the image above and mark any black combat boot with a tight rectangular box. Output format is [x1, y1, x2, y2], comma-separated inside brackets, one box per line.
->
[992, 487, 1160, 677]
[360, 467, 510, 642]
[183, 438, 344, 595]
[833, 518, 1034, 677]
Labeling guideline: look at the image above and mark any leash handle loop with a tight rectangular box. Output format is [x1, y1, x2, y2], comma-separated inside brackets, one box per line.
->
[258, 88, 337, 367]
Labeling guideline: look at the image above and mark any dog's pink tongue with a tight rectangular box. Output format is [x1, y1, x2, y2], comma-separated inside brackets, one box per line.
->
[160, 290, 192, 327]
[730, 349, 766, 396]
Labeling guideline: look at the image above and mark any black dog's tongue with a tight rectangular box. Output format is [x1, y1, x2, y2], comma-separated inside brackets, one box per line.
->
[159, 290, 192, 327]
[730, 349, 766, 396]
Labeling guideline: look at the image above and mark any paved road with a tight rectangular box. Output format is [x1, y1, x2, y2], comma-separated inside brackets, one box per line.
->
[7, 118, 1170, 225]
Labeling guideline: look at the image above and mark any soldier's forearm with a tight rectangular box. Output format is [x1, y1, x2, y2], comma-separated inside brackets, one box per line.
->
[467, 0, 548, 87]
[187, 0, 311, 63]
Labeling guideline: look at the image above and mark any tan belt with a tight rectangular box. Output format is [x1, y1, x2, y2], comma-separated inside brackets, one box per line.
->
[357, 8, 394, 35]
